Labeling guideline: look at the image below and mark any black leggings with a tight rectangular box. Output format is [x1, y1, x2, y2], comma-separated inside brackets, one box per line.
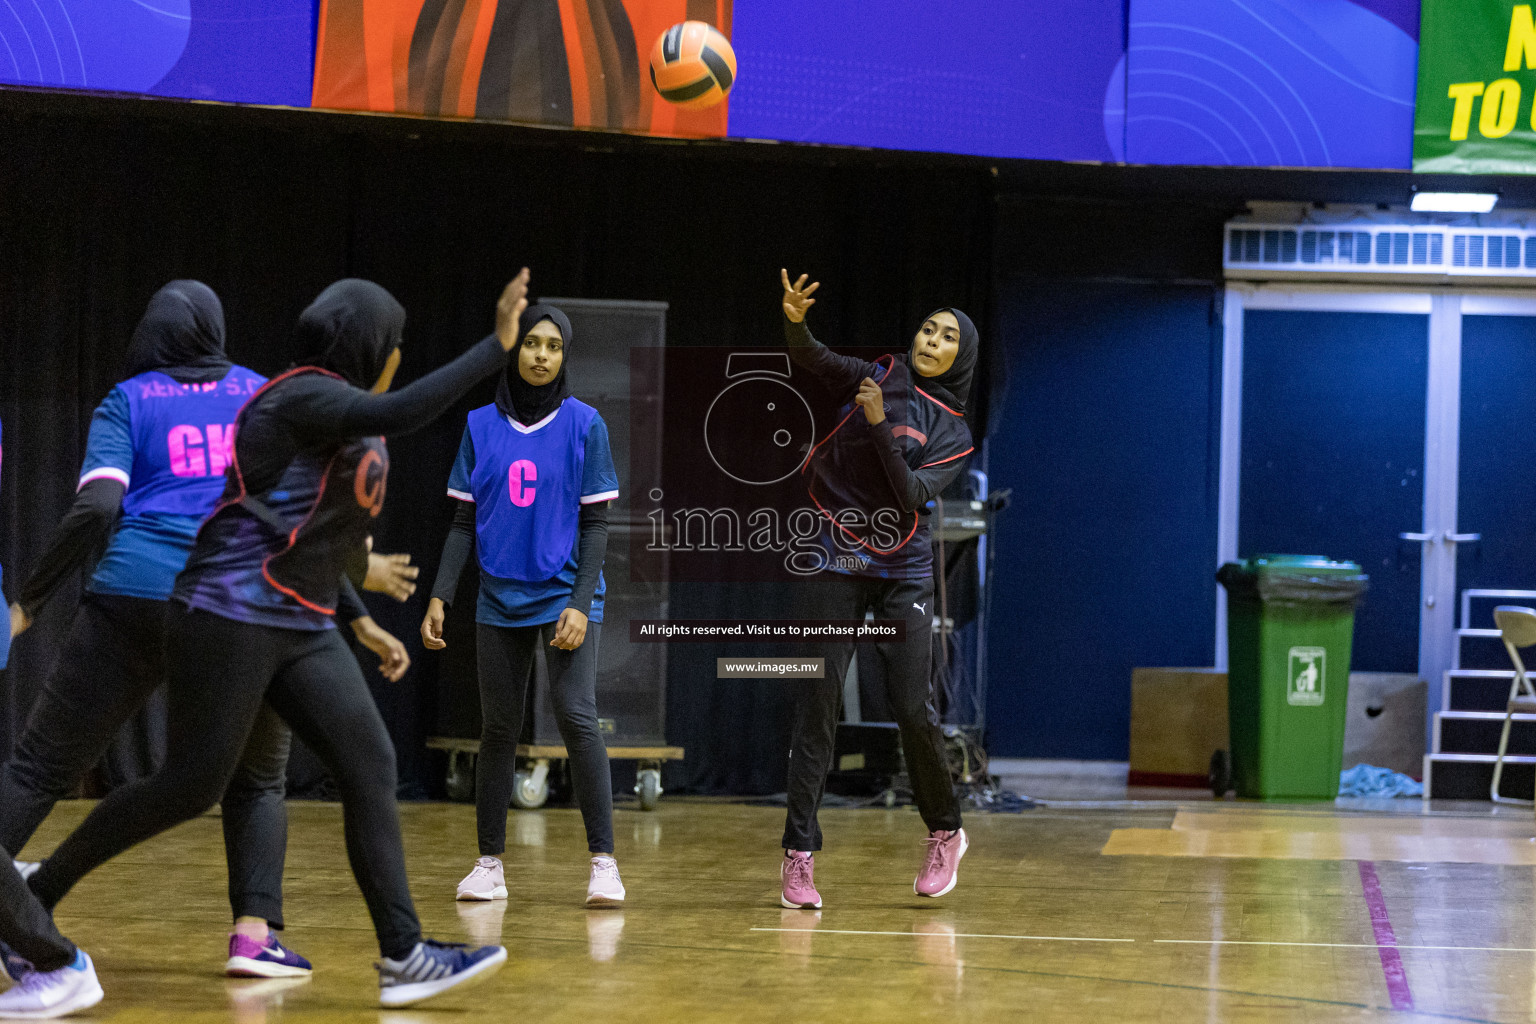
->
[476, 621, 612, 856]
[0, 850, 73, 972]
[28, 605, 421, 959]
[0, 594, 294, 927]
[783, 575, 962, 851]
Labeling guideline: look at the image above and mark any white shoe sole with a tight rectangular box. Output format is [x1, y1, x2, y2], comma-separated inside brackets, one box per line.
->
[378, 947, 507, 1008]
[225, 955, 312, 978]
[455, 886, 507, 902]
[585, 892, 625, 907]
[914, 830, 969, 898]
[780, 894, 822, 909]
[0, 976, 104, 1019]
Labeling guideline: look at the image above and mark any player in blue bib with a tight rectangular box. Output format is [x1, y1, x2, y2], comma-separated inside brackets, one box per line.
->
[421, 304, 624, 907]
[0, 281, 414, 980]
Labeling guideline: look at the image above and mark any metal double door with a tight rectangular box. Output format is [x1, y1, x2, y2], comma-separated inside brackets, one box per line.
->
[1220, 286, 1536, 721]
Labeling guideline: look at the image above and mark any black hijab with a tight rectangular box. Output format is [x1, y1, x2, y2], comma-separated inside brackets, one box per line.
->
[905, 307, 978, 415]
[123, 280, 231, 384]
[496, 304, 573, 425]
[292, 279, 406, 389]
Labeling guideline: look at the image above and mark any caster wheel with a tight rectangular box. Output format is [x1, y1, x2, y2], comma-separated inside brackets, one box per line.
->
[635, 768, 662, 811]
[512, 768, 550, 809]
[1209, 749, 1232, 798]
[444, 750, 475, 803]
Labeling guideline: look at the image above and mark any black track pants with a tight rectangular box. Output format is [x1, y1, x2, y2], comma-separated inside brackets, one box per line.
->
[0, 851, 73, 971]
[475, 620, 613, 856]
[783, 575, 962, 852]
[28, 605, 421, 958]
[0, 594, 293, 927]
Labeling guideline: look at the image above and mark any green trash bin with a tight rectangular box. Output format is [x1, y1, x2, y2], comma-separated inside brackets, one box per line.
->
[1216, 555, 1369, 800]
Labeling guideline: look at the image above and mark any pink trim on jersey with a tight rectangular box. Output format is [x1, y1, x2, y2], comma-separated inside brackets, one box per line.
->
[447, 488, 475, 502]
[580, 489, 619, 505]
[78, 466, 131, 491]
[890, 425, 928, 444]
[914, 386, 962, 417]
[920, 447, 974, 469]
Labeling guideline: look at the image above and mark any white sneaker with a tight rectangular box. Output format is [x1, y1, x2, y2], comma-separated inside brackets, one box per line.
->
[586, 912, 624, 962]
[0, 950, 103, 1019]
[455, 857, 506, 901]
[12, 861, 38, 881]
[585, 856, 625, 907]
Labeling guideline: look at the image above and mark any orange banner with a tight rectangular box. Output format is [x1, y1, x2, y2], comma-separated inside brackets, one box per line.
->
[313, 0, 730, 137]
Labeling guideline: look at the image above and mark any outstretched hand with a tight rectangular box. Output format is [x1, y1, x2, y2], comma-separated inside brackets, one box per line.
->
[496, 268, 532, 352]
[364, 551, 419, 602]
[781, 269, 819, 323]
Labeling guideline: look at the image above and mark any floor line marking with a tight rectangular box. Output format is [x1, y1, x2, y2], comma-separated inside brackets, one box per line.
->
[750, 927, 1133, 942]
[1360, 859, 1415, 1011]
[1155, 940, 1536, 953]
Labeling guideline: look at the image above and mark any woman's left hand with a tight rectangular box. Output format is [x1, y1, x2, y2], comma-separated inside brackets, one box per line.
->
[551, 608, 589, 650]
[855, 377, 885, 424]
[350, 615, 412, 681]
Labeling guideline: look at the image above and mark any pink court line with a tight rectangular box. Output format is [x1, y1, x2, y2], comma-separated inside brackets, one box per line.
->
[1359, 860, 1415, 1011]
[1155, 940, 1536, 953]
[751, 928, 1131, 942]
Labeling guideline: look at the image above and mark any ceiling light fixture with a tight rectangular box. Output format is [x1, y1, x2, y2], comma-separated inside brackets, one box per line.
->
[1410, 191, 1499, 213]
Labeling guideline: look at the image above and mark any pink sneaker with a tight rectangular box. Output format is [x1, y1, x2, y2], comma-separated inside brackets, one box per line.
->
[586, 857, 626, 907]
[780, 851, 821, 909]
[456, 856, 507, 901]
[914, 828, 968, 897]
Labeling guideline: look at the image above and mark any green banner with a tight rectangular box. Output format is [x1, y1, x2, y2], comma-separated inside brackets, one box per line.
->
[1415, 0, 1536, 172]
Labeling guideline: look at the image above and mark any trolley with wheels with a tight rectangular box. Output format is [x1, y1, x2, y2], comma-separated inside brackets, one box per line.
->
[427, 736, 684, 810]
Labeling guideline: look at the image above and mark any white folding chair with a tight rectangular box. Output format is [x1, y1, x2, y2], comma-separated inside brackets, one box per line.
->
[1490, 606, 1536, 804]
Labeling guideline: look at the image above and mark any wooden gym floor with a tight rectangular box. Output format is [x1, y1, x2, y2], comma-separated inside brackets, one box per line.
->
[15, 795, 1536, 1023]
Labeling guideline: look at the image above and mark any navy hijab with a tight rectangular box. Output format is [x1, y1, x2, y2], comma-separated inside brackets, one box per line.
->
[292, 279, 406, 389]
[122, 280, 231, 384]
[905, 307, 979, 415]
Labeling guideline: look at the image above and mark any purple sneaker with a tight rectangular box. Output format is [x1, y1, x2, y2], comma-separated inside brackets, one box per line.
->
[780, 851, 822, 909]
[225, 934, 313, 978]
[914, 828, 968, 898]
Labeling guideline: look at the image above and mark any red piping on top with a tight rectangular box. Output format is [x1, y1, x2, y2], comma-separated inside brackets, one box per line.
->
[798, 355, 896, 476]
[809, 487, 920, 556]
[921, 446, 974, 469]
[914, 385, 962, 417]
[204, 365, 348, 616]
[800, 354, 923, 556]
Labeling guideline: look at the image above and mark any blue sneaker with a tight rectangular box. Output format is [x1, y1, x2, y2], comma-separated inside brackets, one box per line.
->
[0, 939, 34, 983]
[0, 949, 103, 1018]
[225, 934, 313, 978]
[376, 940, 506, 1007]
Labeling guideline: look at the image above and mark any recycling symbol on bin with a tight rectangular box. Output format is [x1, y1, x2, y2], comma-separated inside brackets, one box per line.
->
[704, 352, 816, 485]
[1287, 647, 1326, 707]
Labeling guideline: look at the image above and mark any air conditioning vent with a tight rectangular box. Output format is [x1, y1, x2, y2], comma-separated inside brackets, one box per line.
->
[1225, 223, 1536, 284]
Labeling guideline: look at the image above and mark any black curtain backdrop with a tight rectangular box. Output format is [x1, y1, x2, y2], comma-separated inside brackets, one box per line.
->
[0, 91, 994, 797]
[2, 88, 1494, 794]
